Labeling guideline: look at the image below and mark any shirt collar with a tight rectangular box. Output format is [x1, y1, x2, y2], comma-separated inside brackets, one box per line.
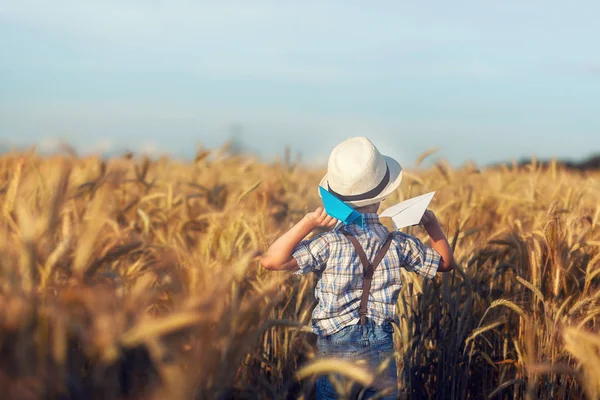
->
[361, 213, 382, 226]
[334, 213, 382, 231]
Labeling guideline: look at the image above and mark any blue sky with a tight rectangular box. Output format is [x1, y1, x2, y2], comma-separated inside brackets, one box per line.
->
[1, 0, 599, 167]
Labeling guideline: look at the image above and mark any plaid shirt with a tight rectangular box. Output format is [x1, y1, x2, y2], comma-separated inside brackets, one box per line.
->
[292, 213, 441, 336]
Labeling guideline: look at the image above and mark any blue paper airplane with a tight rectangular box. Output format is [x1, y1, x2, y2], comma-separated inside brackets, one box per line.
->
[319, 186, 363, 227]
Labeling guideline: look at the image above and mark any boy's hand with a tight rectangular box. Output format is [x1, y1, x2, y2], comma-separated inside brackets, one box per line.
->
[305, 207, 338, 229]
[420, 210, 439, 227]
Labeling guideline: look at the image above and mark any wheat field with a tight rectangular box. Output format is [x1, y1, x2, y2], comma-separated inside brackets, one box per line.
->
[0, 145, 598, 400]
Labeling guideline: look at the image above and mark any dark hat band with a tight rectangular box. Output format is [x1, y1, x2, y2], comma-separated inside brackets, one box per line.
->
[327, 165, 390, 202]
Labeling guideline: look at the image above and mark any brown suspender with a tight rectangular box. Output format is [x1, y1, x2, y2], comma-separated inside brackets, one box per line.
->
[342, 231, 395, 325]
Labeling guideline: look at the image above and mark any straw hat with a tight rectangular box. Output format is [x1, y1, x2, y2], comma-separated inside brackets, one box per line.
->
[318, 137, 403, 207]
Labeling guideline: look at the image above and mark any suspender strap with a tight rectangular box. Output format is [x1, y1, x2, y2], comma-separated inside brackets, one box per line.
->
[342, 231, 395, 325]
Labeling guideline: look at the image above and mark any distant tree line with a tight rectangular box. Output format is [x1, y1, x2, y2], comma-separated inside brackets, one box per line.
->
[490, 153, 600, 172]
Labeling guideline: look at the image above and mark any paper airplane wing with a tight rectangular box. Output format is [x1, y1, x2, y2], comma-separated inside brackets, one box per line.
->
[319, 186, 363, 227]
[380, 191, 435, 229]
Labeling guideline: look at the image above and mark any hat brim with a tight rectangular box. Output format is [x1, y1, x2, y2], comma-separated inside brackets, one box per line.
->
[317, 155, 403, 208]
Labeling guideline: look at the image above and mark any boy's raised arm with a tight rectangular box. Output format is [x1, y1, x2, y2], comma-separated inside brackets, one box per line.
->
[260, 207, 337, 271]
[420, 210, 455, 272]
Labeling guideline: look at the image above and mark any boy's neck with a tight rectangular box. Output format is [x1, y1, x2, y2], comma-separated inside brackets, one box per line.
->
[355, 202, 380, 214]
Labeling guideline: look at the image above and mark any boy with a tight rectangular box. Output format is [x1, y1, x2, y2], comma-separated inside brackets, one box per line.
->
[260, 137, 455, 399]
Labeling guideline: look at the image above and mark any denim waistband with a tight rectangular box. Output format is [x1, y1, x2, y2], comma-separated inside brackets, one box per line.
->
[317, 318, 395, 351]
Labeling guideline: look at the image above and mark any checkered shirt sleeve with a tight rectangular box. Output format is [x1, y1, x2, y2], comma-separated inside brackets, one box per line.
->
[395, 231, 441, 279]
[292, 232, 330, 275]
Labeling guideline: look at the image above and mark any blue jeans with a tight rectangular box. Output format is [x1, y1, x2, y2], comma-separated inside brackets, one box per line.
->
[315, 319, 398, 399]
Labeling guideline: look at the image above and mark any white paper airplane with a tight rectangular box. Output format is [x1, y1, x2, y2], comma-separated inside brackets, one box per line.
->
[379, 191, 435, 229]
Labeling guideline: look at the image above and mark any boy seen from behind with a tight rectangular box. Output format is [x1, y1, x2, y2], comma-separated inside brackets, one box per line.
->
[260, 137, 455, 399]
